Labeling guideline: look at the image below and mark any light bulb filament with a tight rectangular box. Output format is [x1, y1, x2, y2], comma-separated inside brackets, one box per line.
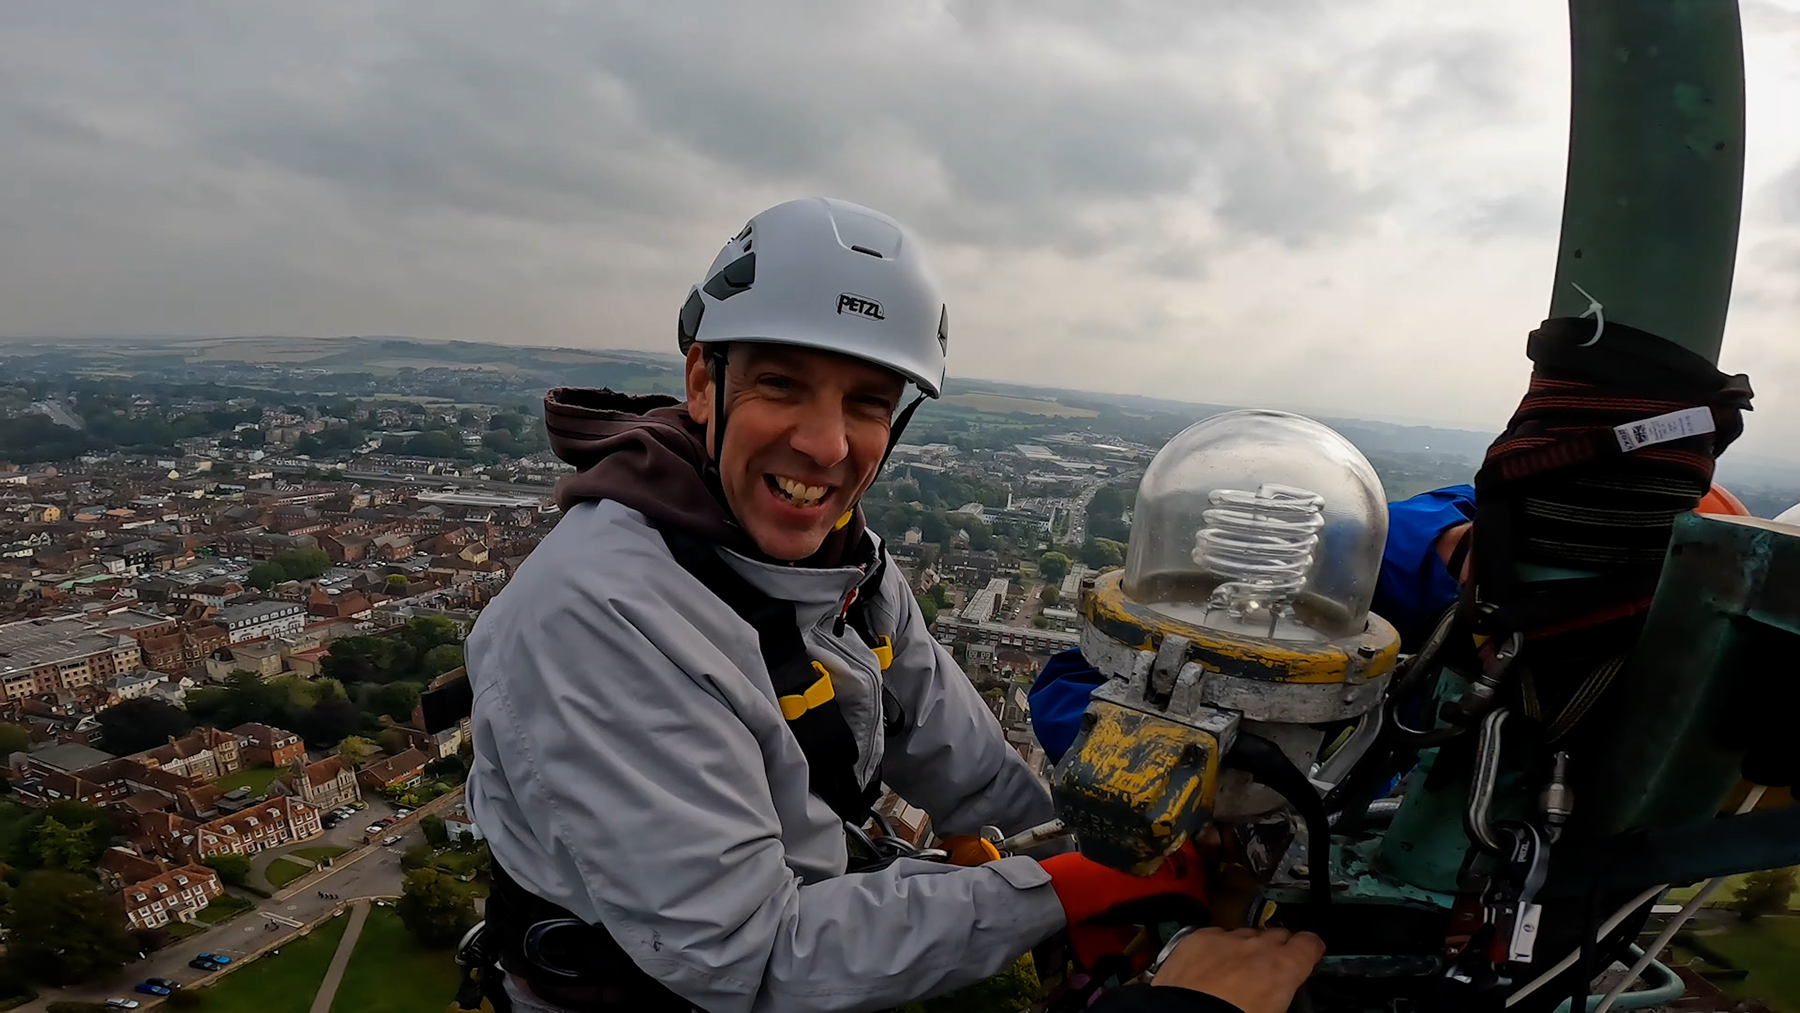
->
[1193, 483, 1325, 627]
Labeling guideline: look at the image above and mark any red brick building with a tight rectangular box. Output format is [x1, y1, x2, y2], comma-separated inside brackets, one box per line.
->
[232, 722, 306, 769]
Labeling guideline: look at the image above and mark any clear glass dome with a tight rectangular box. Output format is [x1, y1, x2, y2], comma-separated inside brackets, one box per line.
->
[1123, 410, 1387, 642]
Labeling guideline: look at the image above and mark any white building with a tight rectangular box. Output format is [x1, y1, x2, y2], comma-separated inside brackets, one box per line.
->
[218, 601, 307, 643]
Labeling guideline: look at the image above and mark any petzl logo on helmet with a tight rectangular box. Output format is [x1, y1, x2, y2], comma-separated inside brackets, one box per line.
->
[836, 293, 885, 320]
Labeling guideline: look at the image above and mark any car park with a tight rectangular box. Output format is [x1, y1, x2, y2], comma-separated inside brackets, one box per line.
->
[135, 984, 170, 996]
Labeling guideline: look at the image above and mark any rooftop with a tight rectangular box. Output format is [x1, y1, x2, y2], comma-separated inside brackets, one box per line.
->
[218, 600, 304, 625]
[0, 614, 139, 677]
[26, 741, 118, 772]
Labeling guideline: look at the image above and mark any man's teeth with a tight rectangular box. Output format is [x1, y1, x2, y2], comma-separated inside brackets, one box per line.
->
[774, 476, 828, 506]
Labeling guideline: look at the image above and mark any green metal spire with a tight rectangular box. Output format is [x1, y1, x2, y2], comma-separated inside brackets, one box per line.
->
[1546, 0, 1746, 364]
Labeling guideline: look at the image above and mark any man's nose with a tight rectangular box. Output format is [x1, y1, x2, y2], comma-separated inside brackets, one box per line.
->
[789, 404, 850, 468]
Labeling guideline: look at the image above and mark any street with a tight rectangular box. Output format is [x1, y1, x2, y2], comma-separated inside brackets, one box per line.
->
[15, 790, 461, 1013]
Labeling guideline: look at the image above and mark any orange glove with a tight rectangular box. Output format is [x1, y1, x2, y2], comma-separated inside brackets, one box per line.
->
[940, 835, 1003, 867]
[1040, 843, 1210, 974]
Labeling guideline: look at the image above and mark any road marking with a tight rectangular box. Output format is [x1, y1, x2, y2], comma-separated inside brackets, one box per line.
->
[266, 913, 304, 928]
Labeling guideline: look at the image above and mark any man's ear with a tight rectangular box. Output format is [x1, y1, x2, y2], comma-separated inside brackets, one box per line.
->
[684, 344, 713, 425]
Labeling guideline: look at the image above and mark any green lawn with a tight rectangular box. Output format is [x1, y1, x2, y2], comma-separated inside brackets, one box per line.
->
[188, 909, 350, 1013]
[290, 847, 347, 864]
[215, 767, 285, 796]
[328, 907, 462, 1013]
[195, 893, 256, 925]
[265, 859, 311, 889]
[1701, 917, 1800, 1013]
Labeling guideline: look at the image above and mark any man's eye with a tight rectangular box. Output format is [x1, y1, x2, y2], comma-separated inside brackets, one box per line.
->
[758, 375, 796, 391]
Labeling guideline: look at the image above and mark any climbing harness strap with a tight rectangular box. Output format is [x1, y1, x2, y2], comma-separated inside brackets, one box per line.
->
[658, 525, 896, 824]
[1464, 317, 1751, 741]
[1470, 317, 1751, 640]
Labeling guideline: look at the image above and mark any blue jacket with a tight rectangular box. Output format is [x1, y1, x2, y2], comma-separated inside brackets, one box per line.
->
[1029, 485, 1475, 764]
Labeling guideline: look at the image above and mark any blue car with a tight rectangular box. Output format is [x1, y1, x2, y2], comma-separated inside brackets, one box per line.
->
[195, 952, 231, 965]
[135, 984, 170, 997]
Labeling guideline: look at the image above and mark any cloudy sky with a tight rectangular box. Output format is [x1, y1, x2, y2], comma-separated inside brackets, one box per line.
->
[3, 2, 1798, 460]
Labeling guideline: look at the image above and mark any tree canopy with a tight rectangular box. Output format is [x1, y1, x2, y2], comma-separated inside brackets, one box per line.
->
[1732, 867, 1797, 922]
[398, 868, 479, 948]
[96, 698, 195, 756]
[3, 870, 135, 985]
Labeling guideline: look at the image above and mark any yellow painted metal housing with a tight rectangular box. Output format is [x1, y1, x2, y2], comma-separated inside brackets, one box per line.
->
[1055, 699, 1222, 873]
[1081, 570, 1398, 688]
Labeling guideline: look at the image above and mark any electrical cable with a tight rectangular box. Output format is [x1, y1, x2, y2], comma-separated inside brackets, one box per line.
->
[1503, 885, 1667, 1008]
[1590, 784, 1769, 1013]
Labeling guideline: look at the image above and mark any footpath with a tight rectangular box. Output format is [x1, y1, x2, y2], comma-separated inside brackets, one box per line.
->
[308, 901, 371, 1013]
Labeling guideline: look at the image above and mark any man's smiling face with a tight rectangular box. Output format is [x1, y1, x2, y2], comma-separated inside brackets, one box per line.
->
[686, 342, 905, 561]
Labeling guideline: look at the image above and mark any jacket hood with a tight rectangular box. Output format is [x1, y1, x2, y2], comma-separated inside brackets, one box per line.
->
[542, 387, 870, 569]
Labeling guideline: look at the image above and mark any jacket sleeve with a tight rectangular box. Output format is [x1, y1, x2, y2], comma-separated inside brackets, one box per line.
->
[468, 559, 1065, 1013]
[874, 567, 1059, 838]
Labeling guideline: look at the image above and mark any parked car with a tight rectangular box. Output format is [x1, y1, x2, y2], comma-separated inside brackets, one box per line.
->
[364, 825, 384, 836]
[146, 978, 179, 990]
[188, 958, 222, 971]
[374, 816, 395, 827]
[392, 808, 413, 818]
[196, 952, 231, 964]
[135, 983, 170, 996]
[381, 834, 403, 846]
[106, 1000, 139, 1010]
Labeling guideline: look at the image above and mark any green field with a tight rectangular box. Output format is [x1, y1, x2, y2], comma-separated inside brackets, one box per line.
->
[290, 847, 348, 864]
[942, 392, 1098, 417]
[265, 859, 311, 888]
[195, 894, 256, 926]
[1701, 917, 1800, 1012]
[328, 907, 461, 1013]
[189, 910, 350, 1013]
[214, 768, 285, 797]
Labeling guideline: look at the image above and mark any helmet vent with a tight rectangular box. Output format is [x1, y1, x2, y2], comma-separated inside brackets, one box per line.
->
[849, 245, 885, 259]
[702, 251, 757, 301]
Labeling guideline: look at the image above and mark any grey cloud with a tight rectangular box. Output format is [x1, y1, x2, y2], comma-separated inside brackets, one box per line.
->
[0, 0, 1473, 261]
[1458, 188, 1563, 241]
[1774, 161, 1800, 224]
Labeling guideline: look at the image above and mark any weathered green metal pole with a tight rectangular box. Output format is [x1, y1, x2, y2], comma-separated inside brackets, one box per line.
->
[1546, 0, 1745, 362]
[1380, 0, 1748, 891]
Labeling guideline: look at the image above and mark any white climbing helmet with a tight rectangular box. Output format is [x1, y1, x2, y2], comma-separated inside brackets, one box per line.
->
[677, 197, 949, 397]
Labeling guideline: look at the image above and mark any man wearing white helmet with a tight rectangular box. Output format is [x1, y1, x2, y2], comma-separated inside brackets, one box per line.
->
[460, 198, 1224, 1013]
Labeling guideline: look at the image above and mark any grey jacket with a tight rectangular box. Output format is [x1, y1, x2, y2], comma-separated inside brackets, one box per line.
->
[465, 498, 1066, 1013]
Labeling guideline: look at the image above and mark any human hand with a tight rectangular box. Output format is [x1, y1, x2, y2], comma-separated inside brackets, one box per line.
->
[1150, 927, 1324, 1013]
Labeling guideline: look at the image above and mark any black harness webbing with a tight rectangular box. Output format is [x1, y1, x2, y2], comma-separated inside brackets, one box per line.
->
[659, 526, 887, 824]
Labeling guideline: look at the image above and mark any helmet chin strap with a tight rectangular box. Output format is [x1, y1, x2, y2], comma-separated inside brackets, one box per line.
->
[879, 393, 929, 473]
[709, 347, 730, 465]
